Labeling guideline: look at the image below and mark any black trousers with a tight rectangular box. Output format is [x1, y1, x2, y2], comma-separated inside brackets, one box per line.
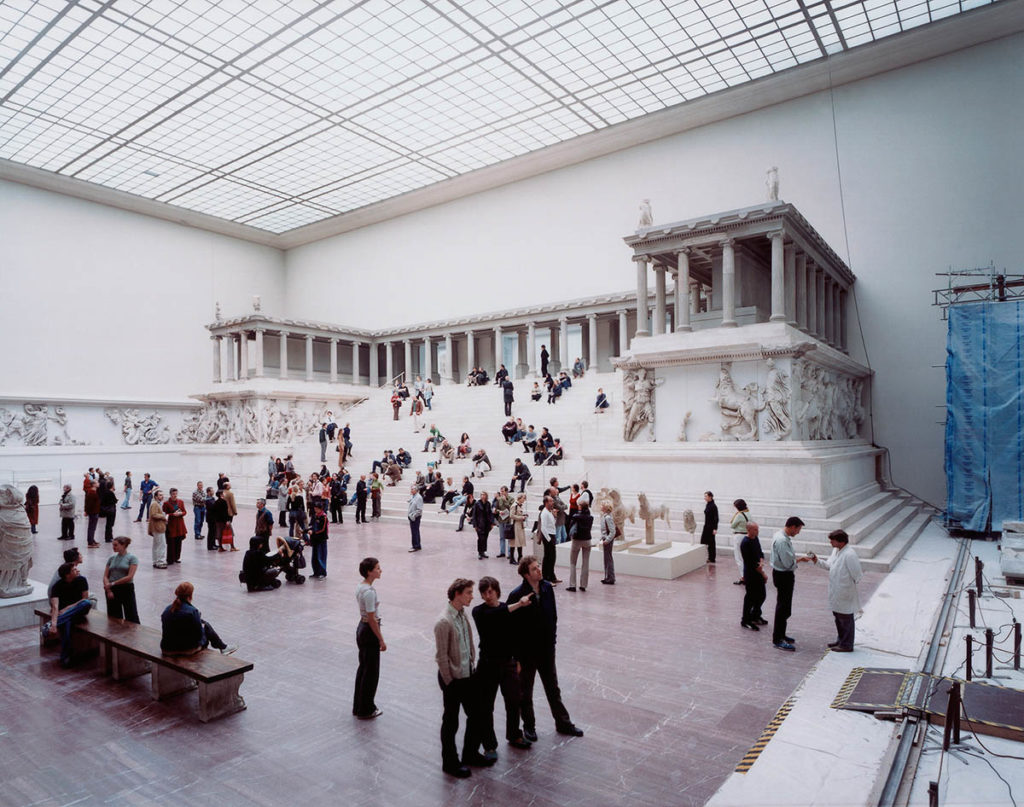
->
[353, 622, 380, 717]
[106, 582, 140, 623]
[61, 517, 75, 539]
[742, 575, 766, 625]
[833, 611, 855, 650]
[504, 400, 513, 416]
[355, 497, 367, 523]
[330, 498, 343, 523]
[102, 508, 116, 542]
[438, 673, 481, 767]
[540, 535, 556, 582]
[519, 648, 571, 732]
[476, 656, 522, 748]
[772, 570, 795, 643]
[700, 527, 717, 562]
[476, 528, 491, 556]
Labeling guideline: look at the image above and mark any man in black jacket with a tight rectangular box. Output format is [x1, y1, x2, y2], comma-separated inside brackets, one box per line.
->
[355, 475, 368, 524]
[701, 490, 719, 564]
[506, 556, 583, 742]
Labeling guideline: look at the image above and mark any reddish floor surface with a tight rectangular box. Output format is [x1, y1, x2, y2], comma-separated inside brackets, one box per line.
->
[0, 505, 878, 807]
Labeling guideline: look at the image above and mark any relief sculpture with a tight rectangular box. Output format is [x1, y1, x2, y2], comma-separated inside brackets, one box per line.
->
[710, 362, 762, 441]
[104, 408, 170, 445]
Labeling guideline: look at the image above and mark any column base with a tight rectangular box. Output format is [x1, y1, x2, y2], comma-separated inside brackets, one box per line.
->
[634, 330, 650, 338]
[720, 321, 738, 328]
[769, 314, 787, 322]
[675, 325, 693, 333]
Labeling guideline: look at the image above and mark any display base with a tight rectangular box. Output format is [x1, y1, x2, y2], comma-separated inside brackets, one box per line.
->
[555, 541, 706, 580]
[0, 580, 50, 631]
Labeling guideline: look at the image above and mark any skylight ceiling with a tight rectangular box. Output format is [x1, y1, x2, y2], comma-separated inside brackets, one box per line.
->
[0, 0, 996, 234]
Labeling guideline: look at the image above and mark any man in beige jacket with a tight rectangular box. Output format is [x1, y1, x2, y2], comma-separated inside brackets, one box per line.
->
[434, 578, 489, 778]
[147, 489, 168, 569]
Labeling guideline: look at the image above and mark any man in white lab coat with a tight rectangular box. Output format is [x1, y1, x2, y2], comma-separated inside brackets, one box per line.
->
[809, 529, 863, 653]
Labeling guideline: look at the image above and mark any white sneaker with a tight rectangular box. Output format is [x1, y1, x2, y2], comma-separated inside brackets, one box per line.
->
[220, 644, 238, 655]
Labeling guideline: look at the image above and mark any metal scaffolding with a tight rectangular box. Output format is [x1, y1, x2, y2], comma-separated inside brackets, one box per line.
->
[934, 263, 1024, 319]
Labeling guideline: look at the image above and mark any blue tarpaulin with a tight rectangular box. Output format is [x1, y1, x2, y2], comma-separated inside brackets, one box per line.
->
[945, 300, 1024, 532]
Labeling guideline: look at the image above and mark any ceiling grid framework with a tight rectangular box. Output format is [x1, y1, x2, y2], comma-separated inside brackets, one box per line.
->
[0, 0, 1004, 236]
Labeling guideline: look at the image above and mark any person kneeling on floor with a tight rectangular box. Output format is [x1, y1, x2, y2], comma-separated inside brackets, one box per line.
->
[241, 536, 282, 591]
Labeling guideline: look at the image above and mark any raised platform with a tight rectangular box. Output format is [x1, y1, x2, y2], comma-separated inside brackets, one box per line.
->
[555, 539, 707, 580]
[0, 579, 49, 631]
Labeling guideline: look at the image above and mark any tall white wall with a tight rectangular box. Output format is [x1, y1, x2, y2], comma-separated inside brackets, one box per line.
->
[284, 33, 1023, 508]
[0, 182, 285, 399]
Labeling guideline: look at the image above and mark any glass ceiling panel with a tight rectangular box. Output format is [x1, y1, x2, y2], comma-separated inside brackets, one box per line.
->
[0, 0, 996, 233]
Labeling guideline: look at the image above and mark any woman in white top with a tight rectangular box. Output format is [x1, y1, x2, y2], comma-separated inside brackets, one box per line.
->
[730, 499, 751, 586]
[353, 557, 386, 719]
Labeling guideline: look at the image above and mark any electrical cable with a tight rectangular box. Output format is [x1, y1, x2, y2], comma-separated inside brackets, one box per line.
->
[957, 750, 1018, 807]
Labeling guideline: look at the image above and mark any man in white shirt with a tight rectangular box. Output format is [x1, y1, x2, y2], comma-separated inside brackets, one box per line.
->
[810, 529, 864, 652]
[408, 486, 424, 552]
[539, 495, 558, 583]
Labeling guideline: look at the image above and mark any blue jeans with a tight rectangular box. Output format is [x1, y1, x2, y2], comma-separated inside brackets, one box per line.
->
[556, 525, 567, 544]
[289, 509, 307, 538]
[424, 397, 432, 410]
[137, 494, 152, 521]
[446, 495, 466, 513]
[55, 599, 93, 665]
[311, 540, 328, 577]
[410, 517, 421, 550]
[498, 523, 509, 556]
[193, 506, 206, 536]
[121, 490, 131, 509]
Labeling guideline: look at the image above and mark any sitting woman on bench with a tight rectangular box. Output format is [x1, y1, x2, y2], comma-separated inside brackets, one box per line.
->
[160, 582, 237, 655]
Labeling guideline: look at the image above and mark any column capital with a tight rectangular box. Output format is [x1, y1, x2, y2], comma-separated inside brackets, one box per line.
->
[616, 308, 627, 316]
[423, 334, 431, 343]
[719, 236, 735, 248]
[587, 312, 597, 321]
[678, 246, 691, 255]
[558, 315, 568, 325]
[632, 254, 649, 264]
[767, 229, 785, 242]
[305, 333, 314, 341]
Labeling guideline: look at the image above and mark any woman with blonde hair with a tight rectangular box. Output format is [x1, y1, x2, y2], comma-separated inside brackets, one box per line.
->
[509, 493, 528, 565]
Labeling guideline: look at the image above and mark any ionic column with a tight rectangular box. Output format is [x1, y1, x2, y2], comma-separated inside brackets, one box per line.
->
[769, 231, 786, 322]
[212, 337, 222, 383]
[588, 313, 598, 370]
[238, 334, 248, 380]
[304, 335, 314, 382]
[527, 322, 536, 376]
[617, 309, 628, 355]
[279, 331, 288, 380]
[721, 239, 737, 328]
[254, 329, 265, 377]
[676, 249, 691, 332]
[832, 283, 841, 347]
[352, 341, 361, 384]
[634, 256, 650, 337]
[368, 342, 379, 386]
[654, 264, 666, 335]
[558, 317, 568, 369]
[690, 282, 700, 316]
[816, 270, 826, 340]
[493, 326, 502, 372]
[465, 331, 475, 372]
[225, 334, 236, 380]
[784, 242, 797, 326]
[839, 289, 848, 351]
[806, 262, 818, 336]
[822, 275, 832, 345]
[443, 334, 453, 383]
[424, 336, 432, 382]
[329, 338, 338, 383]
[404, 339, 412, 380]
[385, 341, 394, 383]
[795, 253, 808, 331]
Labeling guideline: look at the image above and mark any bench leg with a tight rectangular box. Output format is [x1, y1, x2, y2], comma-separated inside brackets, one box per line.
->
[152, 665, 198, 701]
[197, 675, 247, 722]
[112, 647, 151, 680]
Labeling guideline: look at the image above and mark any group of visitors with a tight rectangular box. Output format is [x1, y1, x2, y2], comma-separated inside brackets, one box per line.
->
[700, 493, 865, 653]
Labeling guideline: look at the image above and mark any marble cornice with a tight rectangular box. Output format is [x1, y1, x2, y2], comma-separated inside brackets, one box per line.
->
[612, 340, 817, 369]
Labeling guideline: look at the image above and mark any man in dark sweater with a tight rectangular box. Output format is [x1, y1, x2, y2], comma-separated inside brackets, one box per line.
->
[701, 490, 719, 563]
[46, 563, 94, 667]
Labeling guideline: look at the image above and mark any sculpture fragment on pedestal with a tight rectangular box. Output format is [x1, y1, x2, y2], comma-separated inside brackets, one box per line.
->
[0, 484, 33, 598]
[596, 488, 635, 540]
[637, 493, 671, 545]
[682, 509, 697, 543]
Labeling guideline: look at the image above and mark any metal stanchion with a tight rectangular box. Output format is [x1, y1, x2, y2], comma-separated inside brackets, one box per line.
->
[1014, 621, 1021, 671]
[941, 681, 961, 749]
[929, 780, 939, 807]
[975, 556, 984, 596]
[968, 589, 976, 628]
[965, 635, 973, 681]
[986, 628, 994, 679]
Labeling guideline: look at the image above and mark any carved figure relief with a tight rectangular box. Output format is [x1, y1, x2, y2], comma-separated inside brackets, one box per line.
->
[762, 358, 791, 440]
[176, 399, 321, 445]
[0, 404, 78, 446]
[0, 484, 33, 598]
[794, 361, 865, 441]
[676, 410, 692, 442]
[710, 363, 763, 441]
[637, 198, 653, 229]
[622, 368, 662, 442]
[105, 408, 170, 445]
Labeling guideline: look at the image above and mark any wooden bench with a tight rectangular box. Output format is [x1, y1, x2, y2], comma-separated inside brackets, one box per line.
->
[35, 608, 253, 722]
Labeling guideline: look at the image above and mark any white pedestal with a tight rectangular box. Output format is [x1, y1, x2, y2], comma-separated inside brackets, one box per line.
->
[555, 541, 706, 580]
[0, 579, 49, 631]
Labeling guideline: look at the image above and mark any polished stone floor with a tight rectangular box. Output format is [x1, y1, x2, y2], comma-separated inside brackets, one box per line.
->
[0, 505, 878, 807]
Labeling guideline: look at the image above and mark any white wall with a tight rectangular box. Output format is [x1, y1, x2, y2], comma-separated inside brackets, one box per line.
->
[284, 33, 1024, 508]
[0, 182, 285, 399]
